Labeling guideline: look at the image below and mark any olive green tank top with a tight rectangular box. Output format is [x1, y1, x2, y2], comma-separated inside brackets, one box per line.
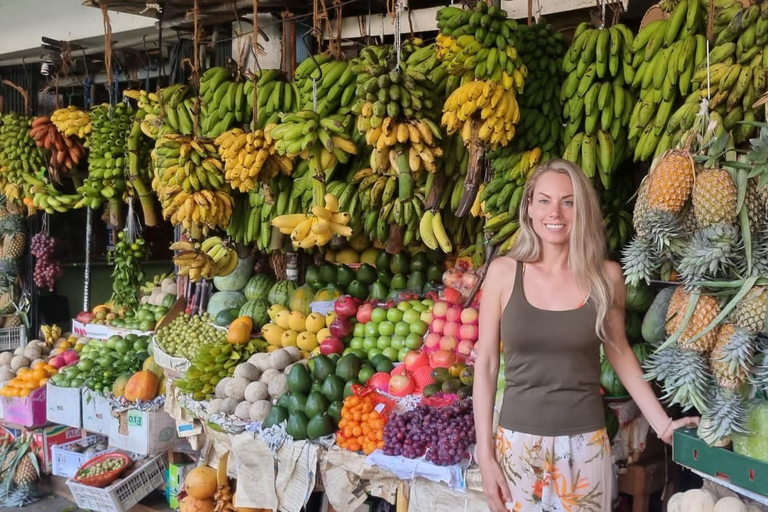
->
[498, 260, 605, 436]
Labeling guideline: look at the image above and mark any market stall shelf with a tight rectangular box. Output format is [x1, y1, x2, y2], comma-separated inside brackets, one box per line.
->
[47, 381, 84, 428]
[82, 388, 112, 435]
[51, 435, 112, 479]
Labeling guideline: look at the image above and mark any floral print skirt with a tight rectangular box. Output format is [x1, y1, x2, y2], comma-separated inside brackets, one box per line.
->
[494, 426, 613, 512]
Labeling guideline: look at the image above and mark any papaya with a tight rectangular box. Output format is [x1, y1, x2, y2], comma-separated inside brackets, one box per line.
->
[124, 370, 160, 402]
[112, 373, 133, 397]
[142, 356, 164, 380]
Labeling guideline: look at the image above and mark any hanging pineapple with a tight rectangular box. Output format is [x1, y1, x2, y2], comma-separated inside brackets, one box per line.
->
[0, 433, 42, 507]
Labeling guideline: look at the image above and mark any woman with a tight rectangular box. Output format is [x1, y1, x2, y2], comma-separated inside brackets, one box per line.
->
[473, 159, 698, 512]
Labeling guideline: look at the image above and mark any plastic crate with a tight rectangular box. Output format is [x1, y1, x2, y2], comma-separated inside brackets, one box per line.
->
[66, 453, 167, 512]
[52, 435, 112, 479]
[674, 427, 768, 497]
[0, 326, 26, 352]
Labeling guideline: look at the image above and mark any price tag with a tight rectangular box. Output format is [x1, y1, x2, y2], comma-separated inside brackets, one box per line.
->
[127, 410, 143, 428]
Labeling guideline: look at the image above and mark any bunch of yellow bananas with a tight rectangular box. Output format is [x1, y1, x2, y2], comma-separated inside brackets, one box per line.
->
[215, 128, 293, 193]
[171, 237, 238, 282]
[419, 210, 453, 253]
[41, 324, 61, 345]
[442, 80, 520, 149]
[50, 106, 92, 138]
[358, 113, 443, 174]
[271, 193, 352, 249]
[124, 90, 162, 140]
[152, 134, 233, 233]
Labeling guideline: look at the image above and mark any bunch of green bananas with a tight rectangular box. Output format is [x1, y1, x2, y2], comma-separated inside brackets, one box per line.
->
[109, 231, 148, 309]
[403, 40, 452, 99]
[456, 231, 489, 268]
[199, 67, 252, 138]
[171, 237, 238, 282]
[295, 55, 356, 117]
[140, 272, 173, 295]
[23, 175, 80, 214]
[79, 103, 134, 210]
[215, 128, 293, 193]
[514, 19, 568, 152]
[227, 174, 295, 250]
[601, 176, 635, 254]
[561, 23, 635, 184]
[246, 69, 298, 130]
[667, 2, 768, 145]
[362, 190, 426, 247]
[50, 106, 92, 138]
[267, 110, 357, 204]
[435, 3, 526, 93]
[158, 84, 196, 136]
[151, 134, 233, 234]
[0, 113, 46, 191]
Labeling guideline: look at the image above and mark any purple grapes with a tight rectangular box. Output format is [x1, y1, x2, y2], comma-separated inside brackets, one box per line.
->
[31, 233, 62, 292]
[383, 399, 475, 466]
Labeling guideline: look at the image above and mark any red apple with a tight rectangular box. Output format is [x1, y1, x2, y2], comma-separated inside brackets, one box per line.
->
[320, 336, 344, 355]
[443, 321, 460, 338]
[356, 303, 374, 324]
[459, 324, 478, 342]
[460, 307, 478, 325]
[430, 318, 446, 335]
[431, 300, 449, 319]
[335, 296, 359, 318]
[457, 339, 474, 356]
[424, 332, 441, 349]
[388, 374, 416, 397]
[403, 350, 430, 371]
[439, 335, 458, 351]
[445, 306, 462, 323]
[430, 349, 457, 368]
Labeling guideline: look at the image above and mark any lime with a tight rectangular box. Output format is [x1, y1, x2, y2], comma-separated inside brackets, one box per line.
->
[115, 339, 130, 354]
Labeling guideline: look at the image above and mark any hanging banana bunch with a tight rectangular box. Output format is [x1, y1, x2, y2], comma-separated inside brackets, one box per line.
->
[227, 174, 296, 250]
[120, 92, 159, 226]
[247, 69, 298, 129]
[271, 193, 353, 249]
[215, 128, 293, 193]
[157, 84, 196, 137]
[199, 67, 253, 138]
[0, 113, 47, 202]
[294, 55, 357, 117]
[151, 134, 233, 235]
[171, 237, 239, 282]
[22, 174, 81, 214]
[561, 22, 635, 187]
[124, 89, 162, 140]
[50, 106, 92, 138]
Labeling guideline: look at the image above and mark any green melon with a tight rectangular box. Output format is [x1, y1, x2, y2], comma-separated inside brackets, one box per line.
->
[239, 299, 270, 330]
[268, 280, 298, 308]
[244, 274, 275, 301]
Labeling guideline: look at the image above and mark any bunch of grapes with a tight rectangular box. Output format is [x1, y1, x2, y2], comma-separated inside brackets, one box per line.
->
[30, 233, 62, 292]
[383, 399, 475, 466]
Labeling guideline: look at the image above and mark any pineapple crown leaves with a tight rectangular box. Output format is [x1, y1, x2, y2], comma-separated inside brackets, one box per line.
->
[698, 387, 752, 445]
[726, 125, 768, 189]
[692, 131, 733, 170]
[643, 344, 714, 412]
[621, 236, 661, 287]
[712, 325, 755, 376]
[677, 224, 742, 284]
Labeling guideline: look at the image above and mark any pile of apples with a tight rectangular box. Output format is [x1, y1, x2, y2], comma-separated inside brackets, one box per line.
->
[424, 300, 478, 361]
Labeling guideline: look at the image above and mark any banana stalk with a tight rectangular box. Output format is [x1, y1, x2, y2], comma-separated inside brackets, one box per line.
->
[127, 109, 159, 226]
[455, 122, 484, 217]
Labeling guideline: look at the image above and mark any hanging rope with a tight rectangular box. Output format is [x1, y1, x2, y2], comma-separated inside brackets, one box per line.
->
[707, 0, 715, 42]
[528, 0, 533, 26]
[393, 0, 403, 71]
[100, 3, 114, 91]
[334, 0, 343, 59]
[191, 0, 201, 137]
[1, 80, 30, 115]
[252, 0, 260, 126]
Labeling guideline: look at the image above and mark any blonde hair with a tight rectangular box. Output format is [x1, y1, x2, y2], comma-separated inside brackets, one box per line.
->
[507, 159, 614, 340]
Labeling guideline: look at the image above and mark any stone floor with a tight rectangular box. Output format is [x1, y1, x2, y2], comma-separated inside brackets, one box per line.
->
[0, 488, 173, 512]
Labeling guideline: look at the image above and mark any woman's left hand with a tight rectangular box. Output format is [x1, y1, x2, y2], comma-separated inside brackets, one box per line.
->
[661, 416, 700, 445]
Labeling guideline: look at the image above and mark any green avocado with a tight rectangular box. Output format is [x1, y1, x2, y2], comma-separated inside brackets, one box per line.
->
[305, 265, 323, 290]
[370, 281, 389, 300]
[319, 264, 338, 286]
[426, 264, 443, 283]
[306, 413, 336, 439]
[336, 265, 356, 289]
[287, 411, 309, 440]
[347, 280, 369, 300]
[304, 391, 330, 419]
[390, 253, 410, 274]
[356, 264, 377, 285]
[263, 405, 289, 428]
[410, 252, 429, 272]
[375, 251, 391, 271]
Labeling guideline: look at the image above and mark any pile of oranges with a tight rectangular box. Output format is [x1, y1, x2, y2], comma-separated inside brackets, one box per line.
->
[336, 394, 386, 455]
[0, 361, 57, 398]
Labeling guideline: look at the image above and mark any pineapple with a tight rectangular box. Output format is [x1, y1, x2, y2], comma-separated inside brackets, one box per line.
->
[0, 434, 41, 507]
[733, 286, 767, 334]
[1, 233, 25, 260]
[643, 344, 713, 412]
[745, 178, 767, 234]
[692, 169, 738, 228]
[698, 387, 750, 446]
[677, 224, 741, 282]
[3, 315, 21, 328]
[632, 177, 650, 238]
[709, 323, 754, 390]
[665, 287, 721, 353]
[645, 150, 695, 213]
[12, 454, 37, 486]
[751, 339, 768, 392]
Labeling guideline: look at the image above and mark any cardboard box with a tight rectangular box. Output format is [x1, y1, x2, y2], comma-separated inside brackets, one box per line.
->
[27, 425, 83, 473]
[71, 320, 110, 340]
[46, 383, 83, 428]
[108, 408, 178, 456]
[0, 386, 47, 428]
[166, 461, 195, 508]
[81, 388, 111, 435]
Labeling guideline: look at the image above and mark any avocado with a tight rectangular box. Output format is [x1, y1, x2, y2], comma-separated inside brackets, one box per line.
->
[375, 359, 394, 374]
[426, 264, 443, 283]
[286, 411, 309, 440]
[335, 354, 362, 381]
[321, 375, 346, 402]
[287, 363, 313, 395]
[312, 355, 336, 381]
[377, 269, 393, 287]
[343, 378, 361, 399]
[375, 251, 391, 271]
[319, 263, 338, 286]
[356, 263, 377, 285]
[390, 273, 408, 291]
[358, 363, 376, 384]
[370, 281, 389, 300]
[306, 413, 336, 439]
[369, 354, 389, 368]
[327, 401, 344, 422]
[304, 391, 330, 419]
[407, 270, 426, 291]
[347, 280, 369, 300]
[286, 393, 308, 414]
[390, 253, 410, 274]
[425, 249, 445, 264]
[423, 383, 442, 397]
[431, 367, 450, 384]
[410, 252, 429, 272]
[336, 265, 356, 289]
[460, 366, 475, 387]
[305, 265, 323, 290]
[263, 405, 289, 428]
[457, 386, 473, 400]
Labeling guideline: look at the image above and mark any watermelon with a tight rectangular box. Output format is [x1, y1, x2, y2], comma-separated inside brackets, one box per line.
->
[215, 308, 240, 327]
[213, 256, 254, 291]
[244, 274, 275, 301]
[600, 358, 627, 397]
[240, 299, 270, 331]
[268, 280, 298, 307]
[626, 283, 655, 312]
[207, 291, 247, 318]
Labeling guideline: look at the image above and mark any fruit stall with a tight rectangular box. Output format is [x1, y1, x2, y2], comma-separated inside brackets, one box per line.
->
[0, 0, 767, 510]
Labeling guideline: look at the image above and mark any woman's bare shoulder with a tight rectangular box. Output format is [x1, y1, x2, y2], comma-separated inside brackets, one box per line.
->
[602, 260, 624, 285]
[485, 256, 518, 285]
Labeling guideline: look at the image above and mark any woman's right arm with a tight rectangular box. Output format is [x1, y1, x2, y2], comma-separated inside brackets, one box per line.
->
[473, 258, 512, 512]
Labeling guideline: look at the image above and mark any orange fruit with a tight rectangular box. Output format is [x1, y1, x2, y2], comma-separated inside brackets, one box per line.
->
[32, 368, 48, 381]
[18, 388, 30, 397]
[31, 361, 46, 370]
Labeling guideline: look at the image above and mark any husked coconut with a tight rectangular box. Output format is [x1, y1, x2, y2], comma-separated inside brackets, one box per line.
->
[0, 366, 15, 381]
[248, 353, 271, 372]
[267, 373, 288, 399]
[23, 346, 41, 360]
[233, 362, 260, 381]
[234, 401, 251, 420]
[219, 398, 239, 416]
[208, 398, 224, 414]
[0, 352, 13, 366]
[244, 381, 268, 403]
[249, 401, 272, 422]
[259, 368, 280, 384]
[681, 489, 716, 512]
[268, 349, 293, 371]
[283, 346, 301, 362]
[714, 498, 747, 512]
[224, 377, 249, 401]
[13, 347, 24, 357]
[215, 377, 233, 399]
[10, 356, 30, 371]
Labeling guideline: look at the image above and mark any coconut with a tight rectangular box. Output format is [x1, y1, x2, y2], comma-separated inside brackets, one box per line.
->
[224, 377, 249, 401]
[208, 398, 224, 414]
[283, 346, 301, 362]
[244, 381, 268, 403]
[233, 362, 260, 382]
[10, 356, 30, 371]
[0, 352, 13, 366]
[259, 368, 280, 384]
[13, 347, 24, 357]
[267, 373, 289, 399]
[23, 346, 42, 361]
[215, 377, 233, 399]
[219, 398, 239, 416]
[249, 400, 272, 422]
[234, 401, 251, 420]
[248, 353, 271, 372]
[268, 349, 292, 371]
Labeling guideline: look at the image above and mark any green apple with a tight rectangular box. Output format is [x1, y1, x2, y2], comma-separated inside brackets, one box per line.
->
[396, 302, 413, 312]
[364, 322, 380, 337]
[402, 309, 421, 324]
[382, 347, 400, 362]
[391, 335, 405, 350]
[411, 303, 427, 313]
[367, 348, 383, 359]
[409, 319, 428, 336]
[349, 337, 364, 350]
[370, 307, 388, 324]
[398, 347, 410, 362]
[353, 322, 366, 338]
[377, 336, 392, 350]
[421, 299, 434, 307]
[363, 336, 379, 351]
[394, 322, 411, 337]
[386, 308, 404, 323]
[420, 310, 433, 324]
[378, 321, 395, 337]
[405, 333, 423, 350]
